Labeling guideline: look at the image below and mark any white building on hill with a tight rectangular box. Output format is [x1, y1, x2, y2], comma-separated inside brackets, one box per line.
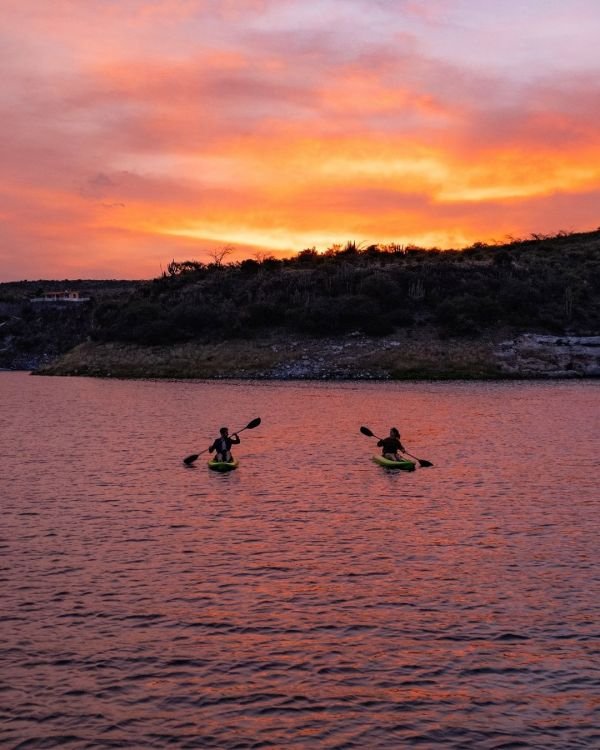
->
[31, 291, 90, 303]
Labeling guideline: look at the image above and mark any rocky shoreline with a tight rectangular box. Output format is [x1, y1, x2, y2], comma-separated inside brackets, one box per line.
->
[31, 331, 600, 380]
[497, 334, 600, 378]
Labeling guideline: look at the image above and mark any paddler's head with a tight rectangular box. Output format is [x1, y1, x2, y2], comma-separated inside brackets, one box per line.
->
[220, 427, 229, 436]
[390, 427, 400, 438]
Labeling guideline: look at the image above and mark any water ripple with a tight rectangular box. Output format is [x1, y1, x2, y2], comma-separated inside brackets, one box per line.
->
[1, 374, 598, 749]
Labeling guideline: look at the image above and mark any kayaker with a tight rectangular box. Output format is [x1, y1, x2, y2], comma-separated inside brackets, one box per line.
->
[209, 427, 240, 462]
[377, 427, 405, 461]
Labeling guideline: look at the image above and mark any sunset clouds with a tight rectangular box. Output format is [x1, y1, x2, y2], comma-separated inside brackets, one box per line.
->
[2, 0, 600, 278]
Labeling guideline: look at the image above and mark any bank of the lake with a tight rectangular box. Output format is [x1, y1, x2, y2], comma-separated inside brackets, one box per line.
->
[5, 229, 600, 379]
[34, 330, 600, 380]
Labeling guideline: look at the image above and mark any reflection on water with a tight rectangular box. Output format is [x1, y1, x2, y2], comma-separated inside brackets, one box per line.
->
[1, 372, 598, 749]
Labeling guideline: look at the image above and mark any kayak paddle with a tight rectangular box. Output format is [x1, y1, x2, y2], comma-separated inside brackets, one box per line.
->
[402, 450, 433, 468]
[359, 425, 433, 467]
[183, 417, 262, 466]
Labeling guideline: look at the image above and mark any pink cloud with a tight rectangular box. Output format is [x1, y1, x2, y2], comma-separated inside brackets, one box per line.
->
[2, 0, 600, 278]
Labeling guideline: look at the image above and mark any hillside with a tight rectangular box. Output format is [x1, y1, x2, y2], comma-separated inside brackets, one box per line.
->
[89, 230, 600, 346]
[3, 230, 600, 378]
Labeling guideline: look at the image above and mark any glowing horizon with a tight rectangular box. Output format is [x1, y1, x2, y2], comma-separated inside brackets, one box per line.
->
[2, 0, 600, 280]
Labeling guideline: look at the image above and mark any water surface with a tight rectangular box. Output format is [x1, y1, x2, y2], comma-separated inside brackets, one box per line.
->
[1, 373, 598, 749]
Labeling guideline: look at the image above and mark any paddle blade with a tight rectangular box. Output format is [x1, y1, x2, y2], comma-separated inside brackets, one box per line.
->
[246, 417, 261, 430]
[360, 426, 375, 437]
[183, 454, 199, 465]
[418, 459, 433, 467]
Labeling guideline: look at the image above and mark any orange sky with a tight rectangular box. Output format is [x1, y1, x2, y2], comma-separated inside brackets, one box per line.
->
[2, 0, 600, 279]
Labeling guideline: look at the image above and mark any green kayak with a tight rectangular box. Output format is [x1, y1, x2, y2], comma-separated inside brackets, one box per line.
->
[372, 455, 416, 471]
[208, 458, 239, 472]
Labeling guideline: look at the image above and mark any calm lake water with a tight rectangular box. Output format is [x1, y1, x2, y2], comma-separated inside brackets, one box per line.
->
[1, 372, 599, 749]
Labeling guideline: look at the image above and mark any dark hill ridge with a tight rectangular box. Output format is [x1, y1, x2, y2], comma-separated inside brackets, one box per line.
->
[89, 229, 600, 347]
[3, 230, 600, 377]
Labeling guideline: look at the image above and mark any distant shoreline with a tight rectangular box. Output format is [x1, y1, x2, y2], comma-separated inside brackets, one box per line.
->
[31, 331, 600, 381]
[2, 229, 599, 379]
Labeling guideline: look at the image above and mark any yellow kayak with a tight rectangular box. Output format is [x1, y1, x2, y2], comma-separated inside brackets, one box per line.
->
[208, 458, 239, 472]
[372, 455, 416, 471]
